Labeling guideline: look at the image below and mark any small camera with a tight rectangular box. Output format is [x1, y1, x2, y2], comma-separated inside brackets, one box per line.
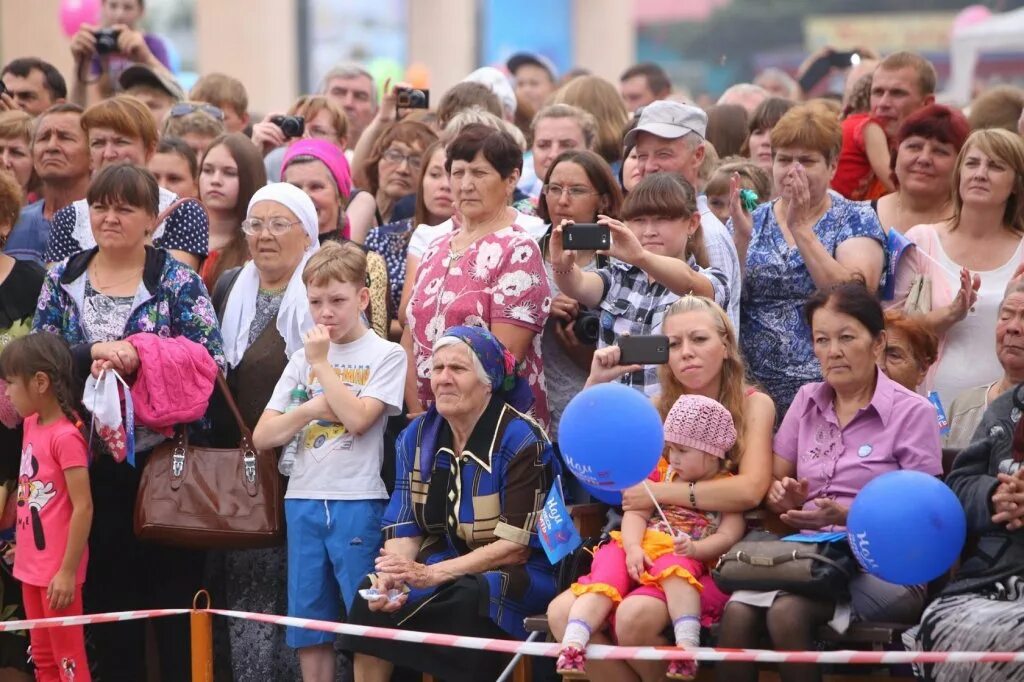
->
[270, 115, 305, 139]
[94, 28, 121, 56]
[396, 87, 429, 110]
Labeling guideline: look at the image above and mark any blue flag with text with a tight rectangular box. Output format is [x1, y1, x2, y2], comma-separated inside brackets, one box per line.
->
[537, 478, 582, 564]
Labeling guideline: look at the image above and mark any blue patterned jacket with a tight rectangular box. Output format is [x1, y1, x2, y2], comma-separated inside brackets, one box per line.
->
[33, 246, 225, 376]
[384, 396, 560, 638]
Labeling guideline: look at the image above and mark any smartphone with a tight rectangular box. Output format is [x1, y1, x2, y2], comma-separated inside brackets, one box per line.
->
[617, 335, 669, 365]
[396, 87, 430, 109]
[830, 51, 860, 68]
[562, 223, 610, 251]
[798, 50, 860, 93]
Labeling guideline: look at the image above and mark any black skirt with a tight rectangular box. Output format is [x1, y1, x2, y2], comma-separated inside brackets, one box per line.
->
[341, 575, 515, 682]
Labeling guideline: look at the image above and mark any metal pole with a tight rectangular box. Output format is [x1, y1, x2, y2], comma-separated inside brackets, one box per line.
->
[495, 630, 542, 682]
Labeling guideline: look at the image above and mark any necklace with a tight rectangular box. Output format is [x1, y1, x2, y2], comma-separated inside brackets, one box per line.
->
[89, 263, 143, 292]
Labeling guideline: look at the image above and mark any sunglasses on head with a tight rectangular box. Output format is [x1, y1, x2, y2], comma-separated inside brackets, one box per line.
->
[169, 103, 224, 121]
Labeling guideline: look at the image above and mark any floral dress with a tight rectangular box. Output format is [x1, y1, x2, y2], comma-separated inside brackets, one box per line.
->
[738, 191, 884, 416]
[408, 225, 552, 427]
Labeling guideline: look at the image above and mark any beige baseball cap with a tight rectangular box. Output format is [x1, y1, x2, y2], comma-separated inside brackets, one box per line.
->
[624, 100, 707, 148]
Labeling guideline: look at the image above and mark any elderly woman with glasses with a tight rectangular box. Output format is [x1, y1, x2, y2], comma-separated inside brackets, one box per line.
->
[44, 94, 209, 271]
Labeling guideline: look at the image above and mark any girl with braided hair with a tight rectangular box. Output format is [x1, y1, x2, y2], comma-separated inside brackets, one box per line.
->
[0, 331, 92, 681]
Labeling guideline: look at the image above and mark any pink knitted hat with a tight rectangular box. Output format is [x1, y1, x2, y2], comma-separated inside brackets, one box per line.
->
[663, 394, 736, 458]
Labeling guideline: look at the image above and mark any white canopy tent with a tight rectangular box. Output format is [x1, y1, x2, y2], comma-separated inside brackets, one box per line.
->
[948, 8, 1024, 105]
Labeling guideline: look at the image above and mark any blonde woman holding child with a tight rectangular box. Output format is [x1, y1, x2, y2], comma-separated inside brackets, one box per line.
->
[547, 295, 776, 682]
[556, 394, 745, 680]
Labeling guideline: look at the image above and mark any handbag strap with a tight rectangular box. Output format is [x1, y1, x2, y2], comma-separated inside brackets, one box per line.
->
[730, 548, 853, 578]
[214, 372, 254, 443]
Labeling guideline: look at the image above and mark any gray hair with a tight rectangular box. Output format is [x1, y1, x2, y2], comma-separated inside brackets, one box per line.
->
[717, 83, 769, 106]
[432, 336, 492, 388]
[442, 107, 527, 151]
[318, 63, 378, 107]
[754, 68, 801, 100]
[1003, 278, 1024, 302]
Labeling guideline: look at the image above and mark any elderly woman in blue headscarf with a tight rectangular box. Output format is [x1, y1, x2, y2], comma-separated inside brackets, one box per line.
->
[345, 326, 561, 682]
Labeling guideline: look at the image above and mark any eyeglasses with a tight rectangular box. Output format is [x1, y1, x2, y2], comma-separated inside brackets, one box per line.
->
[241, 218, 302, 236]
[169, 103, 225, 121]
[544, 184, 598, 200]
[382, 149, 422, 170]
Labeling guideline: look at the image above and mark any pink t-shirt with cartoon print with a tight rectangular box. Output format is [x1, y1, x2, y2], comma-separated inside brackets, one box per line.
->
[14, 415, 89, 587]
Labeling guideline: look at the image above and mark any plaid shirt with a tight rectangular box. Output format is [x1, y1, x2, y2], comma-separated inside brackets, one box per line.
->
[596, 258, 729, 396]
[698, 195, 743, 332]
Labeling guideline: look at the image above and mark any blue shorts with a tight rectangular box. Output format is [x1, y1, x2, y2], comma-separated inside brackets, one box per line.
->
[285, 498, 385, 649]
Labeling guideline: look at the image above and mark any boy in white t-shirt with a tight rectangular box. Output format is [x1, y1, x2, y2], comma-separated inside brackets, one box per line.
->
[253, 241, 406, 680]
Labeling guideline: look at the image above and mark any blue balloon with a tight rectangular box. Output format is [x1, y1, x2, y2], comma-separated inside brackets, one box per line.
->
[582, 483, 622, 505]
[847, 470, 966, 585]
[557, 383, 664, 494]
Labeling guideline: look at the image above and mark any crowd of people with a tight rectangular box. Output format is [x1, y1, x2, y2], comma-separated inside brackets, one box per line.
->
[0, 2, 1023, 681]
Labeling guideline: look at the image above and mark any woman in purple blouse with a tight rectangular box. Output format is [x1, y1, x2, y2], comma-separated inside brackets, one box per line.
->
[716, 282, 943, 682]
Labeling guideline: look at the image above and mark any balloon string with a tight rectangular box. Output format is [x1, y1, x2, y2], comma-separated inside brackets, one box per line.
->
[642, 480, 673, 531]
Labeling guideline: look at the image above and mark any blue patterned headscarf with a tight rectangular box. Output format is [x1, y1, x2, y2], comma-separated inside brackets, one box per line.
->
[439, 326, 533, 412]
[418, 325, 534, 477]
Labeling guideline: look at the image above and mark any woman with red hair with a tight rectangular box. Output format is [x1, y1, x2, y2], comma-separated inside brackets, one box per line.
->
[873, 104, 971, 235]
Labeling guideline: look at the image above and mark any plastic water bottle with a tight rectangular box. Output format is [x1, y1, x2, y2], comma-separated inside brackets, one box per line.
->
[279, 386, 308, 476]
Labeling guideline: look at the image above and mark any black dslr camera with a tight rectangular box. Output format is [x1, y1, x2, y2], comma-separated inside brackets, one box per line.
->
[94, 28, 121, 56]
[270, 115, 305, 139]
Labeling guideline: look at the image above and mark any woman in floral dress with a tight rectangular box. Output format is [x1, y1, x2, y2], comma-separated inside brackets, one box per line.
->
[404, 125, 551, 426]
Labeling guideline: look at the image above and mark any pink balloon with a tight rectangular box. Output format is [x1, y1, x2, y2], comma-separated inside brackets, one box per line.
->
[952, 5, 992, 35]
[59, 0, 101, 38]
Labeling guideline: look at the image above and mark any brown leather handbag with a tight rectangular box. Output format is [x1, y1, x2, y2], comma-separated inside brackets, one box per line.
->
[134, 374, 284, 549]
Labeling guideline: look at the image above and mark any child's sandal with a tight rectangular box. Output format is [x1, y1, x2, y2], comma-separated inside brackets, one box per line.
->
[667, 657, 698, 680]
[556, 645, 587, 678]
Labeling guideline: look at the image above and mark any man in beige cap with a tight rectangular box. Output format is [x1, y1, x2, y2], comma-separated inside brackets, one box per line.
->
[625, 101, 742, 329]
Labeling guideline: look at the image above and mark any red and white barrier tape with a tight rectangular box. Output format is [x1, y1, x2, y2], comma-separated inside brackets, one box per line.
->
[208, 608, 1024, 665]
[0, 608, 189, 633]
[2, 606, 1022, 665]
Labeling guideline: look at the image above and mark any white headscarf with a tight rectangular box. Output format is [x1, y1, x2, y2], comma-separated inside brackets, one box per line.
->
[221, 182, 320, 368]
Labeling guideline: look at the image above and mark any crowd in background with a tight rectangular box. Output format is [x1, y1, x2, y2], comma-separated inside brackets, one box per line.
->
[1, 1, 1024, 681]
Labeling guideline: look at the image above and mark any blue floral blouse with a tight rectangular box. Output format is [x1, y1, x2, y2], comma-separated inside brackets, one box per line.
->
[738, 191, 884, 416]
[33, 246, 226, 373]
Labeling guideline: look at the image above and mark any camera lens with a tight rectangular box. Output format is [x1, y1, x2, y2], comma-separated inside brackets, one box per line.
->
[571, 311, 601, 345]
[408, 89, 427, 108]
[271, 115, 305, 139]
